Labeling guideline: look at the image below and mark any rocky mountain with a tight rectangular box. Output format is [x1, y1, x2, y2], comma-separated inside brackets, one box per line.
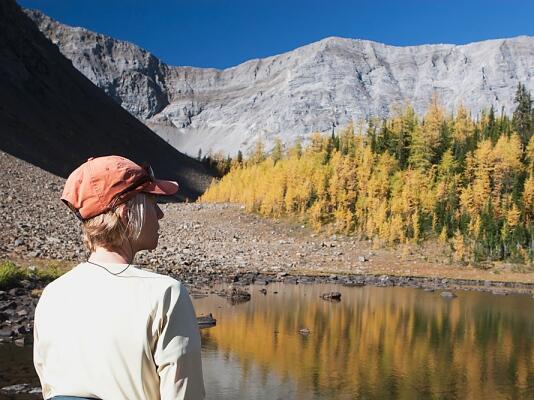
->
[27, 9, 534, 157]
[1, 0, 215, 201]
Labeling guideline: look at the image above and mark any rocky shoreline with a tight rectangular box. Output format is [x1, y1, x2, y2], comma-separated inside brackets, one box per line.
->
[1, 266, 534, 347]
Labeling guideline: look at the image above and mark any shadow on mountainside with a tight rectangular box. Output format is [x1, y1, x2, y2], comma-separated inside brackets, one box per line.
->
[0, 0, 216, 201]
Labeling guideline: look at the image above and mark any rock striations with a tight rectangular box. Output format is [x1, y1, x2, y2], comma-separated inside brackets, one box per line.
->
[27, 9, 534, 157]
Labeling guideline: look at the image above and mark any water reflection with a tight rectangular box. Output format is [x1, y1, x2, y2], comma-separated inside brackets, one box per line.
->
[2, 284, 534, 399]
[195, 284, 534, 400]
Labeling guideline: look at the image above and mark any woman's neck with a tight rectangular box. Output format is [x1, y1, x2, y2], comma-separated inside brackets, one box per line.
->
[89, 243, 136, 264]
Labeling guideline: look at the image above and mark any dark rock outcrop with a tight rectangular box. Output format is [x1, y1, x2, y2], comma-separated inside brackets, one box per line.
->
[0, 0, 216, 201]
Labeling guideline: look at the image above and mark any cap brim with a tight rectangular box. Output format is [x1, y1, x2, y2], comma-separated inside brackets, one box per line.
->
[142, 179, 179, 196]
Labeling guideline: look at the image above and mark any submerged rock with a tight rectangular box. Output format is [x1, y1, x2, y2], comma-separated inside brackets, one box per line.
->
[219, 286, 252, 304]
[197, 314, 216, 329]
[440, 291, 457, 299]
[342, 280, 365, 287]
[321, 292, 342, 301]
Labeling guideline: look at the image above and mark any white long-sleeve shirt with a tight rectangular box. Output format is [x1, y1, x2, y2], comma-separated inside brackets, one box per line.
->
[33, 262, 205, 400]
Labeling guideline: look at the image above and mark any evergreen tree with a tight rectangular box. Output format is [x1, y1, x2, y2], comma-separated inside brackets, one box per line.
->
[388, 104, 418, 168]
[482, 106, 498, 142]
[423, 94, 446, 161]
[271, 137, 284, 164]
[367, 118, 379, 153]
[512, 82, 533, 147]
[396, 105, 415, 168]
[250, 138, 266, 165]
[452, 104, 474, 160]
[331, 129, 340, 151]
[288, 138, 303, 159]
[375, 120, 390, 154]
[408, 125, 432, 170]
[339, 123, 356, 156]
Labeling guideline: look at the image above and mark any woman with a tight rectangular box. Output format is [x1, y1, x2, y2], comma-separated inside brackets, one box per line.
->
[33, 155, 205, 400]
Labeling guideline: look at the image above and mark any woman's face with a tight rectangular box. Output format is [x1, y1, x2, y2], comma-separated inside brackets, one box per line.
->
[134, 194, 164, 251]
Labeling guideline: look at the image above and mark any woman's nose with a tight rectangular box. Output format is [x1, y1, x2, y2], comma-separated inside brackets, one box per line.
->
[156, 204, 164, 220]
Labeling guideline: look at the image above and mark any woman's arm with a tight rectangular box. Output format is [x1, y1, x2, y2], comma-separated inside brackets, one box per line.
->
[153, 282, 205, 400]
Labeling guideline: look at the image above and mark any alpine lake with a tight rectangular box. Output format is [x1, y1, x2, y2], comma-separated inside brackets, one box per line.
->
[2, 283, 534, 399]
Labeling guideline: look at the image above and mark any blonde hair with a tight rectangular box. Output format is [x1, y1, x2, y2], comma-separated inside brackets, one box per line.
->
[82, 193, 147, 252]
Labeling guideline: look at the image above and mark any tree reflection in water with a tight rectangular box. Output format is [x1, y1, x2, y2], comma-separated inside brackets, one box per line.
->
[195, 284, 534, 400]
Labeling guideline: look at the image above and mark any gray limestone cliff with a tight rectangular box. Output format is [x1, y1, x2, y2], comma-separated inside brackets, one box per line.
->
[26, 9, 534, 157]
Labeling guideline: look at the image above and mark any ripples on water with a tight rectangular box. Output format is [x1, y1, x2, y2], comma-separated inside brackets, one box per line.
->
[2, 284, 534, 399]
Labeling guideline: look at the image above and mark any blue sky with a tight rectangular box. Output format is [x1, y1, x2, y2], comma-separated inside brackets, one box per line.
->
[18, 0, 534, 69]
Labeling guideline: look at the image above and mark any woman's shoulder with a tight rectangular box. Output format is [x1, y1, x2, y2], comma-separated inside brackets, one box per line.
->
[39, 263, 185, 298]
[127, 265, 182, 285]
[126, 265, 189, 298]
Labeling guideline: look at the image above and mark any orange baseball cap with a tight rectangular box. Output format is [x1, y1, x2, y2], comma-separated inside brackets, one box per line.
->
[61, 155, 179, 220]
